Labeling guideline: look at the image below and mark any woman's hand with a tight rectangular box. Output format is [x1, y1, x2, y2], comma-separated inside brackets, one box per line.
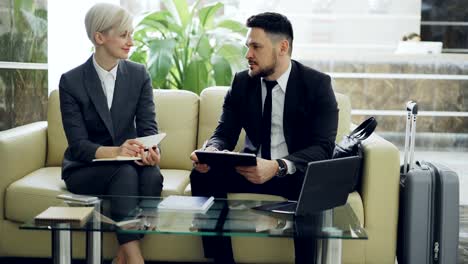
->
[135, 146, 160, 166]
[118, 139, 144, 157]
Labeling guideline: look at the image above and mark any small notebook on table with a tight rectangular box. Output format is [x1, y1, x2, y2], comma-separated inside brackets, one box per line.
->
[34, 206, 94, 226]
[157, 195, 215, 213]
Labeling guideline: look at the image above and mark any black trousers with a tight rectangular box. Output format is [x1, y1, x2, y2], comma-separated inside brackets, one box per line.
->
[64, 162, 163, 245]
[190, 167, 315, 264]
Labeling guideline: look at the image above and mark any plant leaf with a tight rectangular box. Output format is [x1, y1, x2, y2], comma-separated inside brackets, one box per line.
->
[163, 0, 190, 27]
[174, 0, 190, 27]
[147, 39, 176, 89]
[197, 35, 212, 60]
[137, 10, 172, 28]
[218, 43, 243, 61]
[129, 48, 147, 64]
[161, 0, 181, 26]
[216, 19, 247, 34]
[183, 59, 208, 94]
[217, 43, 247, 72]
[137, 10, 183, 37]
[131, 0, 247, 93]
[211, 56, 232, 86]
[199, 3, 223, 29]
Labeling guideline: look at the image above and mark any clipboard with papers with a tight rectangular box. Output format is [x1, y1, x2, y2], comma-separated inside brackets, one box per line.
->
[195, 150, 257, 167]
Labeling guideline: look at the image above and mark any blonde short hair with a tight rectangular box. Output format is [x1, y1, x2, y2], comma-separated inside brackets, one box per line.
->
[85, 3, 133, 45]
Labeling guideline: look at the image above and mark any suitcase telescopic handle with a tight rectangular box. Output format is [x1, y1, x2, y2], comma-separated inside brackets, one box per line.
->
[403, 101, 418, 173]
[406, 101, 418, 115]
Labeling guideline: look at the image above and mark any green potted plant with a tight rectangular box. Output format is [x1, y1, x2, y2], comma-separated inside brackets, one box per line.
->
[130, 0, 247, 94]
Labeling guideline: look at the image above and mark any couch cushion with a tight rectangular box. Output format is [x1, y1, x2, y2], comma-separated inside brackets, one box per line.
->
[198, 87, 227, 149]
[5, 167, 66, 222]
[159, 169, 191, 197]
[154, 89, 199, 170]
[46, 90, 67, 167]
[198, 87, 247, 151]
[335, 92, 351, 142]
[46, 89, 199, 171]
[5, 167, 191, 223]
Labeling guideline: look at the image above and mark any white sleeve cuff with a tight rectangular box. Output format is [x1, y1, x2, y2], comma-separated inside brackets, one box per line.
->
[283, 159, 296, 175]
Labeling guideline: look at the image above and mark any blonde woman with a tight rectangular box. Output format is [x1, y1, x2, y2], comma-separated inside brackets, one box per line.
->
[59, 3, 163, 264]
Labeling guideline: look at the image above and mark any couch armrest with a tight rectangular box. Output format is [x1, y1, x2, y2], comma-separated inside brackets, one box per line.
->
[0, 121, 48, 219]
[360, 133, 400, 263]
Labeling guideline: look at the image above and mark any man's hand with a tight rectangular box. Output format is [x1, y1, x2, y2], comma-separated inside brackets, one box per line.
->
[235, 158, 279, 184]
[135, 146, 160, 166]
[190, 151, 210, 173]
[190, 146, 218, 173]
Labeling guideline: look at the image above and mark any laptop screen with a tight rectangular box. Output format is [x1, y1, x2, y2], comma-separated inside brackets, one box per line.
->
[296, 156, 361, 216]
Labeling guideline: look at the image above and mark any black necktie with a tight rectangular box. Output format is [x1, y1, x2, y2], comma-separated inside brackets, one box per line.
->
[261, 79, 277, 160]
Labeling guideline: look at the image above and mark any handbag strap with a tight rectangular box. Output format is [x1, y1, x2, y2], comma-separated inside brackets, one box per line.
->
[349, 117, 377, 140]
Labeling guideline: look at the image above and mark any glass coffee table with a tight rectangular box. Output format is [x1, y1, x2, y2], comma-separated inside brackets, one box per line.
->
[20, 196, 367, 264]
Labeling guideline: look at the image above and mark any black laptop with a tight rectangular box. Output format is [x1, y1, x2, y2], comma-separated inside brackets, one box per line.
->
[252, 156, 361, 216]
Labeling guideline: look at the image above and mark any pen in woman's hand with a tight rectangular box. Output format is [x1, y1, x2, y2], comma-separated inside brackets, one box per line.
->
[143, 146, 158, 152]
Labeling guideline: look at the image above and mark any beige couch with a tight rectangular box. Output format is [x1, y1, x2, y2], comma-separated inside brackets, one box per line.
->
[0, 87, 400, 263]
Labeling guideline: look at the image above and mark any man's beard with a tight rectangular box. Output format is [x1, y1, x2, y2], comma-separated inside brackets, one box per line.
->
[248, 53, 277, 78]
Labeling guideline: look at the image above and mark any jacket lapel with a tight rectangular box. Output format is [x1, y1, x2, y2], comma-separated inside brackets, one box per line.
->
[110, 60, 129, 134]
[83, 56, 115, 140]
[283, 61, 301, 151]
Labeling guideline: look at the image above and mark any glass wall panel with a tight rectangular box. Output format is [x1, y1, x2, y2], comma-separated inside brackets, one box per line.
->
[422, 0, 467, 21]
[421, 0, 467, 52]
[421, 25, 468, 52]
[0, 69, 48, 131]
[0, 0, 48, 131]
[0, 0, 47, 63]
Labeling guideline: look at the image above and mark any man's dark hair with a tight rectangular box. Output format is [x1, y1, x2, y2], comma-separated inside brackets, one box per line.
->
[246, 12, 294, 55]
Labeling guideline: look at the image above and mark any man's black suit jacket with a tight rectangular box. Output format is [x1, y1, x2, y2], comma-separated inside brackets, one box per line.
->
[59, 56, 158, 179]
[207, 60, 338, 177]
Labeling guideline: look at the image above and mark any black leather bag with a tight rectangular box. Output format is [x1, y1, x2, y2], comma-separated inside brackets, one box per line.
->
[333, 117, 377, 158]
[333, 117, 378, 191]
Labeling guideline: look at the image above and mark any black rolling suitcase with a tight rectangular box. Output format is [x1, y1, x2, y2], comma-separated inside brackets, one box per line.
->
[397, 101, 459, 264]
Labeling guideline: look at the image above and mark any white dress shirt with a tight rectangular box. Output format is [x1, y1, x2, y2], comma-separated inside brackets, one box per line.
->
[259, 62, 297, 175]
[92, 55, 118, 109]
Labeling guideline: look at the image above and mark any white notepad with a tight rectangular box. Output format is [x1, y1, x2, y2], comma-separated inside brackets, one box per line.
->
[157, 195, 215, 212]
[92, 133, 166, 162]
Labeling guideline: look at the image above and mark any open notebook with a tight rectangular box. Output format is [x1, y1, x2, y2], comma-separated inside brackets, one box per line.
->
[93, 133, 166, 162]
